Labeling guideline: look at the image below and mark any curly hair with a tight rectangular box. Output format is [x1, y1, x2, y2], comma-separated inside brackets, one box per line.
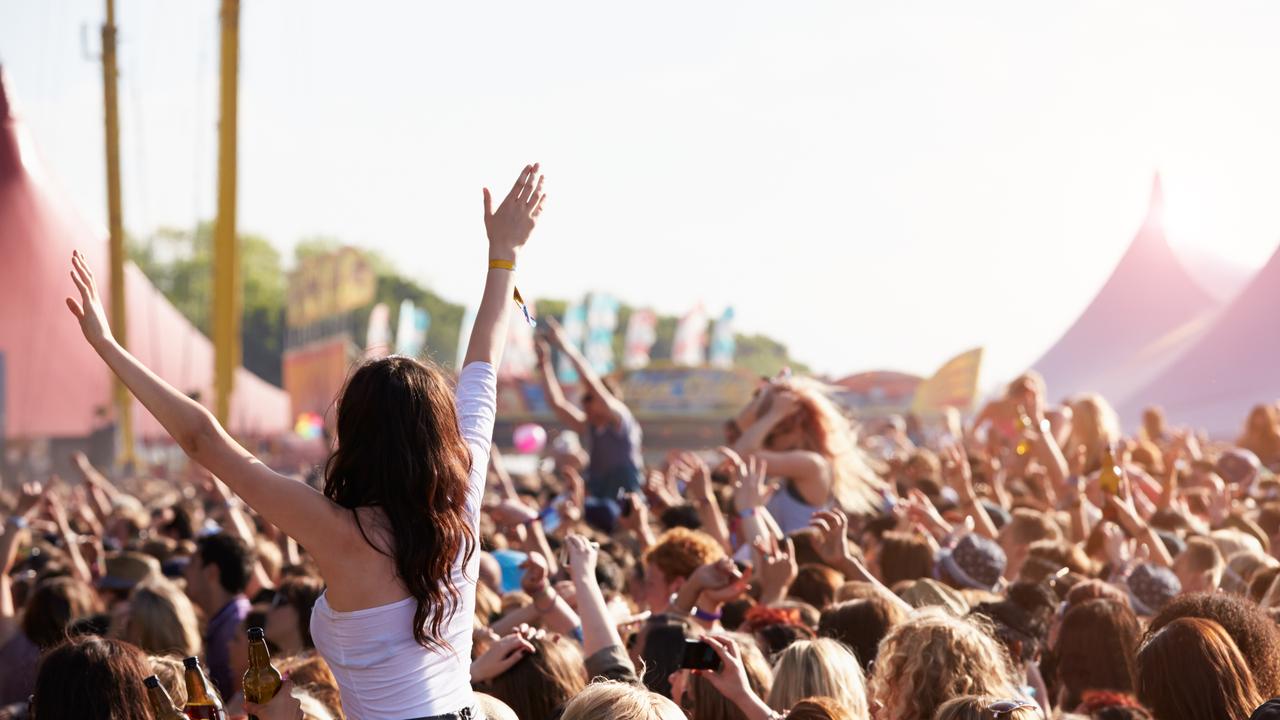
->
[868, 608, 1018, 720]
[642, 527, 725, 582]
[1145, 592, 1280, 696]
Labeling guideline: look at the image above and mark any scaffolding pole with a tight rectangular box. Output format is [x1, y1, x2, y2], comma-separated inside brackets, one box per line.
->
[213, 0, 240, 425]
[101, 0, 135, 466]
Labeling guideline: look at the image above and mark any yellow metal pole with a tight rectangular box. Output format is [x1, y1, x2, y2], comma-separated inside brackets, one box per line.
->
[213, 0, 240, 426]
[101, 0, 135, 466]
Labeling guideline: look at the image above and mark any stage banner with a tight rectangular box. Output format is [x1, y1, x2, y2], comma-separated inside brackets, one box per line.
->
[912, 347, 985, 416]
[621, 366, 757, 418]
[623, 309, 658, 370]
[283, 335, 357, 420]
[708, 307, 736, 369]
[585, 293, 620, 375]
[672, 305, 709, 366]
[286, 247, 376, 329]
[831, 371, 923, 418]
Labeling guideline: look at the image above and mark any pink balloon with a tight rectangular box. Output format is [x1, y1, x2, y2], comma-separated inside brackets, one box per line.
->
[513, 423, 547, 454]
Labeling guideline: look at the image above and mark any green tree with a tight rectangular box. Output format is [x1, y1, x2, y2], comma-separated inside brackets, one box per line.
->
[128, 222, 286, 386]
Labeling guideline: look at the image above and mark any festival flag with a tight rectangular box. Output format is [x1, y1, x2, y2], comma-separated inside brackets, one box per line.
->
[584, 293, 621, 375]
[708, 307, 736, 369]
[671, 304, 710, 366]
[911, 347, 985, 416]
[556, 301, 588, 383]
[455, 306, 477, 370]
[500, 296, 538, 379]
[394, 300, 431, 358]
[623, 308, 658, 370]
[365, 303, 392, 358]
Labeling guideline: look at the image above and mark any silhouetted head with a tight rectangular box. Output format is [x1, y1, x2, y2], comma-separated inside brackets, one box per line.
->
[323, 355, 476, 649]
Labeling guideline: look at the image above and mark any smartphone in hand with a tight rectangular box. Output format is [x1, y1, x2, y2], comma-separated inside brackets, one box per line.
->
[680, 639, 722, 671]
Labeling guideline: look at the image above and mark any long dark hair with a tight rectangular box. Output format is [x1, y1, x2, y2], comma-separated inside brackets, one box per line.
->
[323, 356, 476, 649]
[33, 636, 152, 720]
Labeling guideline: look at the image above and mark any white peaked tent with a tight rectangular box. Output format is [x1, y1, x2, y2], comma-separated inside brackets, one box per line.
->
[1030, 176, 1228, 406]
[1119, 240, 1280, 437]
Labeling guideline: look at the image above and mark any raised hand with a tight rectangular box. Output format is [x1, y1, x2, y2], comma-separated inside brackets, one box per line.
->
[691, 557, 749, 605]
[470, 627, 537, 683]
[564, 533, 598, 581]
[483, 164, 546, 262]
[65, 250, 114, 349]
[519, 551, 551, 596]
[15, 481, 45, 518]
[484, 498, 539, 528]
[733, 456, 776, 513]
[752, 535, 797, 604]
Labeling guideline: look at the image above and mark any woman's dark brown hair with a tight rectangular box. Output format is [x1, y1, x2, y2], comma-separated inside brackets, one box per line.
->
[32, 636, 152, 720]
[1051, 599, 1141, 710]
[323, 356, 476, 649]
[1136, 617, 1262, 720]
[1146, 592, 1280, 696]
[788, 564, 844, 611]
[21, 576, 103, 649]
[877, 532, 934, 587]
[485, 634, 586, 720]
[818, 594, 907, 673]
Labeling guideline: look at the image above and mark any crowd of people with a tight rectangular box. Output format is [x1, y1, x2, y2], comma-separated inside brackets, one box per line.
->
[5, 163, 1280, 720]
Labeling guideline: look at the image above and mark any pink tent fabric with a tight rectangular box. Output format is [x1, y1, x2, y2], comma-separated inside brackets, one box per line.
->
[1118, 244, 1280, 436]
[0, 69, 289, 439]
[1030, 176, 1225, 405]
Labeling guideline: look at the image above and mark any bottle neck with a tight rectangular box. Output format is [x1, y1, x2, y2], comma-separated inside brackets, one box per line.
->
[185, 668, 214, 704]
[248, 638, 272, 669]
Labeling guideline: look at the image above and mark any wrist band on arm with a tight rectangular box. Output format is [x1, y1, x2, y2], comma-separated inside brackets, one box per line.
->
[489, 259, 536, 328]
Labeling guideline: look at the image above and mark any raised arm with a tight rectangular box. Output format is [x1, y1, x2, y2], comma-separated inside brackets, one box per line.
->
[534, 338, 587, 433]
[464, 164, 546, 368]
[65, 251, 350, 559]
[543, 316, 625, 425]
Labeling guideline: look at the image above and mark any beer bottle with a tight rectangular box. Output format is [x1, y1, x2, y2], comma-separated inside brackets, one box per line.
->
[143, 675, 187, 720]
[243, 626, 284, 720]
[1099, 443, 1123, 498]
[1015, 405, 1033, 457]
[181, 656, 228, 720]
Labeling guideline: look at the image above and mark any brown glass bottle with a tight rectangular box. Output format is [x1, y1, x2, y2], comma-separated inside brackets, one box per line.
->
[181, 656, 228, 720]
[243, 626, 284, 720]
[143, 675, 187, 720]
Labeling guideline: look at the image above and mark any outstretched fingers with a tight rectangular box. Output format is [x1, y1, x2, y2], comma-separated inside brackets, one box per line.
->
[508, 164, 535, 203]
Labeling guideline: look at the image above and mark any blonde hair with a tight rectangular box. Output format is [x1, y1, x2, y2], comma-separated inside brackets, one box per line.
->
[560, 680, 685, 720]
[1066, 394, 1120, 473]
[121, 579, 201, 658]
[767, 638, 867, 719]
[765, 379, 886, 516]
[147, 655, 187, 708]
[934, 695, 1039, 720]
[476, 693, 519, 720]
[868, 608, 1018, 720]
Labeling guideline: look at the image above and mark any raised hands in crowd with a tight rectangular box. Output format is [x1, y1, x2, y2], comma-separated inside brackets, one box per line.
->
[8, 162, 1280, 720]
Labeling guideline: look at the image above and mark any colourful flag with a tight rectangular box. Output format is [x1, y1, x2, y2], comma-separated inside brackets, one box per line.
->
[671, 305, 710, 366]
[623, 309, 658, 370]
[708, 307, 736, 369]
[911, 347, 985, 416]
[556, 301, 587, 383]
[394, 300, 431, 358]
[365, 303, 392, 359]
[585, 293, 621, 375]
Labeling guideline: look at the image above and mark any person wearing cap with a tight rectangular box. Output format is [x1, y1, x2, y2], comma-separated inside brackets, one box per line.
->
[938, 533, 1008, 594]
[97, 551, 162, 608]
[183, 531, 254, 698]
[1125, 563, 1181, 617]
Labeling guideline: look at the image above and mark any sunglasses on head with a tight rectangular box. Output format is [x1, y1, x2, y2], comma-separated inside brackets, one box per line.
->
[988, 699, 1037, 719]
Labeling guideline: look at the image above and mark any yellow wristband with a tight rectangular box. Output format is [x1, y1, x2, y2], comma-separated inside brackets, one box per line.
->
[489, 259, 516, 271]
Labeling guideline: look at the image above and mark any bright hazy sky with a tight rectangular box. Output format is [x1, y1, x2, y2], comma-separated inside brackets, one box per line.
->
[4, 1, 1280, 385]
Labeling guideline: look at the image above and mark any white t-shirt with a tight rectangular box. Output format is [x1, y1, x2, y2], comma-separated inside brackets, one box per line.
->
[310, 361, 496, 719]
